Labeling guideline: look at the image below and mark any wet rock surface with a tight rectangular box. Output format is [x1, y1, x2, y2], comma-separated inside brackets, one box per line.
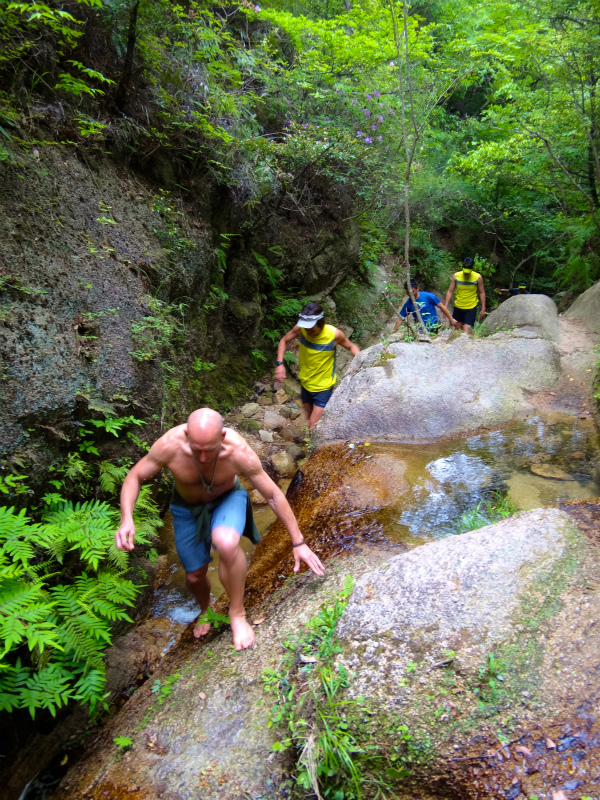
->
[484, 293, 560, 341]
[315, 331, 562, 443]
[51, 548, 390, 800]
[51, 501, 600, 800]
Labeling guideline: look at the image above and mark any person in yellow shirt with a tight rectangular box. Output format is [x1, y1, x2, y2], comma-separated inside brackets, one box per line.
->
[274, 302, 359, 431]
[444, 257, 486, 333]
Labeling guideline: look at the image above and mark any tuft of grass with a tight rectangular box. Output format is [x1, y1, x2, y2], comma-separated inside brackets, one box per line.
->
[454, 492, 517, 534]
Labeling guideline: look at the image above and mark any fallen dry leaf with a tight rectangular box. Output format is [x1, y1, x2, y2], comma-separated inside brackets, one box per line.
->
[552, 792, 568, 800]
[225, 691, 231, 699]
[545, 738, 556, 749]
[515, 745, 533, 758]
[300, 655, 318, 664]
[198, 692, 207, 700]
[253, 617, 266, 625]
[145, 733, 168, 755]
[549, 392, 556, 396]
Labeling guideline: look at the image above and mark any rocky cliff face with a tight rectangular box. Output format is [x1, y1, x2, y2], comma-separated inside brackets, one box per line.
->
[0, 143, 361, 483]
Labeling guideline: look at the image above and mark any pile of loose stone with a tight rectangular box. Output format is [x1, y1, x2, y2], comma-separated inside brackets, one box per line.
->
[225, 375, 308, 489]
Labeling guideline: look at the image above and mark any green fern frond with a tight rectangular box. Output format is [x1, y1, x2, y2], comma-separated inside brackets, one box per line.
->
[98, 461, 130, 495]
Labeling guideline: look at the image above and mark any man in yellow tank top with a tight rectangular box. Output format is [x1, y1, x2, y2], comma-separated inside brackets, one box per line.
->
[275, 302, 360, 431]
[444, 257, 486, 333]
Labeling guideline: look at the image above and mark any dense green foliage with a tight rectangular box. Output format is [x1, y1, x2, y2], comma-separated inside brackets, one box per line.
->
[1, 0, 598, 292]
[0, 491, 160, 717]
[0, 408, 161, 718]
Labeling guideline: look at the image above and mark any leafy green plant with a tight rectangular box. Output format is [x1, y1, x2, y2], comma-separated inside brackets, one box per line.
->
[0, 473, 29, 496]
[150, 671, 181, 705]
[454, 492, 517, 534]
[251, 348, 267, 369]
[253, 250, 283, 287]
[263, 576, 371, 798]
[131, 297, 184, 362]
[114, 735, 133, 750]
[192, 358, 216, 373]
[0, 493, 160, 718]
[195, 608, 230, 629]
[474, 652, 506, 707]
[88, 415, 145, 437]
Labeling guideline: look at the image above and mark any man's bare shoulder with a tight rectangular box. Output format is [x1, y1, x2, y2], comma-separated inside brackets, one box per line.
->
[223, 428, 262, 474]
[149, 424, 187, 463]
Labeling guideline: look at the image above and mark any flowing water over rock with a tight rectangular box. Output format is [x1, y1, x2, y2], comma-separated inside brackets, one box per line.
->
[155, 413, 599, 622]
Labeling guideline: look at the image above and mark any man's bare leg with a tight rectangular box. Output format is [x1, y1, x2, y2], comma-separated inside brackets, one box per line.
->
[463, 324, 473, 334]
[186, 564, 212, 638]
[212, 526, 254, 650]
[302, 402, 313, 424]
[308, 405, 325, 431]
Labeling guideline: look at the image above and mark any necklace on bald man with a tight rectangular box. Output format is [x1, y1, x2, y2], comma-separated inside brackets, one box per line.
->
[193, 443, 221, 495]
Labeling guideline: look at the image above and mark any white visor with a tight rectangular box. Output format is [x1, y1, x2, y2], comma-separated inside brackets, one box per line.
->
[297, 313, 324, 328]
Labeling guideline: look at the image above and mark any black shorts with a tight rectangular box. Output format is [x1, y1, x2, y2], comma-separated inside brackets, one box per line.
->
[453, 306, 477, 326]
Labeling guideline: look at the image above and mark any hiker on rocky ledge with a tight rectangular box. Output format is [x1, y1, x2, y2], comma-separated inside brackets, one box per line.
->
[115, 408, 325, 651]
[445, 257, 486, 333]
[392, 279, 456, 334]
[274, 302, 360, 431]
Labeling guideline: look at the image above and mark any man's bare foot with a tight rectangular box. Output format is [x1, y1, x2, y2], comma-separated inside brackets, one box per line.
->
[230, 614, 255, 651]
[193, 606, 213, 639]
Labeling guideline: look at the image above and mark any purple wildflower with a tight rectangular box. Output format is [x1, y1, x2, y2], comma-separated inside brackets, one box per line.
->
[385, 145, 389, 152]
[374, 90, 381, 98]
[367, 93, 372, 100]
[371, 123, 377, 131]
[302, 123, 309, 128]
[365, 137, 373, 143]
[364, 109, 371, 118]
[254, 4, 260, 10]
[379, 103, 384, 107]
[376, 114, 384, 122]
[378, 135, 383, 141]
[389, 61, 395, 67]
[351, 98, 357, 105]
[356, 131, 363, 137]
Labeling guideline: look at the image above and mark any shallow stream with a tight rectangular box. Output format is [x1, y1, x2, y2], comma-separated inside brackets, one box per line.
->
[152, 413, 599, 625]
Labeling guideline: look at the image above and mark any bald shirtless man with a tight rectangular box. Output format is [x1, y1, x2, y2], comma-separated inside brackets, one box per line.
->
[115, 408, 325, 650]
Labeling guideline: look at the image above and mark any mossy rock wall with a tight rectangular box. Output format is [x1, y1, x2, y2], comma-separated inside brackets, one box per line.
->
[0, 143, 361, 485]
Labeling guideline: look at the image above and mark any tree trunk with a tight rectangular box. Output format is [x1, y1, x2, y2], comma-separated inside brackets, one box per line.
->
[114, 0, 140, 111]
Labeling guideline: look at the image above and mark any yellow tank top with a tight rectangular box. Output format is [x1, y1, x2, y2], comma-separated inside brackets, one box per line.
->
[454, 270, 481, 310]
[299, 324, 337, 393]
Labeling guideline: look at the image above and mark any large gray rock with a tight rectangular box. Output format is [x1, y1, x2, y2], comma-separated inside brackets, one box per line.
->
[335, 507, 600, 799]
[565, 278, 600, 334]
[483, 293, 559, 340]
[314, 331, 561, 443]
[338, 507, 571, 653]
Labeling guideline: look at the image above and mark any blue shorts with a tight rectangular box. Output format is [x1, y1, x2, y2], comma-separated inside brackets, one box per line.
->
[170, 489, 248, 573]
[453, 306, 477, 326]
[301, 386, 334, 408]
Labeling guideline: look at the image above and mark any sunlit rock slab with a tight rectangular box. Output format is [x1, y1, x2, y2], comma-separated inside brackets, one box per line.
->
[315, 331, 561, 443]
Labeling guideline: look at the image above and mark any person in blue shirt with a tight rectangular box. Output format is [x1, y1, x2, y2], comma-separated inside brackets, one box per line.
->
[392, 279, 457, 334]
[496, 283, 530, 297]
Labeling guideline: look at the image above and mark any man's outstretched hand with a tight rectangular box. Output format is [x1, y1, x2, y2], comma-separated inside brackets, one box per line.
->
[293, 543, 325, 576]
[115, 520, 136, 551]
[274, 364, 286, 383]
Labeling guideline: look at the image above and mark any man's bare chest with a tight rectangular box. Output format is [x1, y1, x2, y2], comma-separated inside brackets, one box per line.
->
[168, 452, 238, 498]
